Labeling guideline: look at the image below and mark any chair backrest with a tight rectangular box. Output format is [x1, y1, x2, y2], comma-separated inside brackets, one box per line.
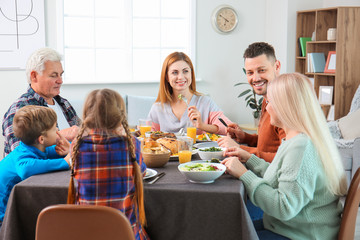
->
[35, 204, 135, 240]
[338, 168, 360, 240]
[126, 95, 156, 127]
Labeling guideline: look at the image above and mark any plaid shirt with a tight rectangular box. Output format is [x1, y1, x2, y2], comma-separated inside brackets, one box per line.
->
[74, 129, 149, 240]
[2, 86, 81, 156]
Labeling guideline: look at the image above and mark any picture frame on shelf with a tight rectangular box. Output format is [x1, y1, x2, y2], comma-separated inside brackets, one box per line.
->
[327, 105, 335, 121]
[319, 86, 334, 105]
[324, 51, 336, 73]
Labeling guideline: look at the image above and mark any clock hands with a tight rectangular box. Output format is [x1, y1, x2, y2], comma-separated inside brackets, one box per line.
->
[219, 14, 229, 25]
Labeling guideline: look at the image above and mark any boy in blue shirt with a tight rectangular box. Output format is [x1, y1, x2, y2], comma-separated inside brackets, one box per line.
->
[0, 106, 70, 227]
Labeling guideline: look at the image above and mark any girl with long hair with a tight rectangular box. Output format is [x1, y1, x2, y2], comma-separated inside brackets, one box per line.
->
[68, 89, 149, 240]
[223, 73, 347, 239]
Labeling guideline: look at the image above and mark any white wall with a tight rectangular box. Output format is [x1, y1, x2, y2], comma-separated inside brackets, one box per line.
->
[2, 0, 349, 156]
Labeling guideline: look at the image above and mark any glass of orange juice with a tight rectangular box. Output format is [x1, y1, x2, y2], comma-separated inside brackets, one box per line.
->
[139, 119, 152, 137]
[187, 127, 197, 143]
[177, 136, 193, 164]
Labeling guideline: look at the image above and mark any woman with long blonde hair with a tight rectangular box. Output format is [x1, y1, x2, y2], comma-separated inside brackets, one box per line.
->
[68, 89, 149, 240]
[223, 73, 347, 240]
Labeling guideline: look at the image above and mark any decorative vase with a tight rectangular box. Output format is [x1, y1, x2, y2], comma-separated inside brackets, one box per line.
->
[254, 117, 260, 127]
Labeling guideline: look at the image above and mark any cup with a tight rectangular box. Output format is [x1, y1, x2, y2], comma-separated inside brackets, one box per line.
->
[187, 127, 197, 143]
[139, 119, 152, 137]
[177, 136, 193, 164]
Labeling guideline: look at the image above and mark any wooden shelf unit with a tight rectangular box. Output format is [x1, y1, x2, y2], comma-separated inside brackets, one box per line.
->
[295, 7, 360, 119]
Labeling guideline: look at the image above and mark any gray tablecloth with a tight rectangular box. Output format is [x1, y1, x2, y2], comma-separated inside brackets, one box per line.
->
[0, 160, 258, 240]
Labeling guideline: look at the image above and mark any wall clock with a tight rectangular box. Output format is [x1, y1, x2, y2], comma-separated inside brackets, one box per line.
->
[212, 5, 238, 34]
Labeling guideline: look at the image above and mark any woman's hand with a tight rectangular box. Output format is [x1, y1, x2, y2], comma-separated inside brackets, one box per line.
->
[222, 157, 248, 179]
[55, 131, 71, 157]
[187, 106, 219, 133]
[224, 146, 251, 163]
[217, 135, 240, 148]
[188, 106, 202, 128]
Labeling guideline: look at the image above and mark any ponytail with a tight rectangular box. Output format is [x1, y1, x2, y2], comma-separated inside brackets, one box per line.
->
[67, 126, 86, 204]
[122, 120, 146, 226]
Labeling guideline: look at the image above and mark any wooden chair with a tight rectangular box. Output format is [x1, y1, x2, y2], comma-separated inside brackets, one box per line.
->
[35, 204, 135, 240]
[338, 168, 360, 240]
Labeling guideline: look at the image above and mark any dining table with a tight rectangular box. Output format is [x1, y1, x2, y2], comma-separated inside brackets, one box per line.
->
[0, 154, 258, 240]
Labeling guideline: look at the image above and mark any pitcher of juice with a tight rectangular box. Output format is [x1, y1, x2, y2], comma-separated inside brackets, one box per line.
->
[177, 136, 193, 164]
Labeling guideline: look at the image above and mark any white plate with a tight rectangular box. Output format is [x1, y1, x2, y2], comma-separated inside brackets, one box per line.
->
[144, 168, 157, 180]
[170, 149, 198, 160]
[193, 141, 219, 149]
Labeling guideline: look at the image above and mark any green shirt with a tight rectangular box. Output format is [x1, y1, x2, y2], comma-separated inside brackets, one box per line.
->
[240, 134, 342, 240]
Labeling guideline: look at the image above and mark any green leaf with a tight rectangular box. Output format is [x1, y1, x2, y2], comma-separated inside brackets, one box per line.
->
[249, 98, 256, 104]
[234, 82, 249, 87]
[253, 111, 260, 119]
[249, 103, 257, 109]
[245, 95, 252, 101]
[238, 89, 252, 97]
[259, 97, 264, 104]
[242, 68, 246, 74]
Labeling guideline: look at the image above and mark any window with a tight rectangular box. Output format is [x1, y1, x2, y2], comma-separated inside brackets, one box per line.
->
[57, 0, 195, 84]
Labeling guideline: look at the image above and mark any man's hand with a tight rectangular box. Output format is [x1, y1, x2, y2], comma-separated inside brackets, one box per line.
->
[227, 123, 245, 142]
[55, 131, 70, 156]
[58, 125, 79, 142]
[217, 136, 240, 148]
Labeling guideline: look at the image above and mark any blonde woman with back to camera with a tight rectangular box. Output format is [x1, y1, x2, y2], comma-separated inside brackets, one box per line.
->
[222, 73, 347, 239]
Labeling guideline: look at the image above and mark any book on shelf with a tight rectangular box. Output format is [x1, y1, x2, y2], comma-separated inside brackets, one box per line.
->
[299, 37, 312, 57]
[307, 53, 313, 72]
[310, 53, 326, 73]
[307, 53, 326, 73]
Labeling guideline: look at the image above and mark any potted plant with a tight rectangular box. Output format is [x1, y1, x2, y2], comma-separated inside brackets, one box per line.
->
[234, 68, 263, 125]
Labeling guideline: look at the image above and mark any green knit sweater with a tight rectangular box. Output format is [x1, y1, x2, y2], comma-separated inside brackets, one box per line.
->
[240, 134, 342, 240]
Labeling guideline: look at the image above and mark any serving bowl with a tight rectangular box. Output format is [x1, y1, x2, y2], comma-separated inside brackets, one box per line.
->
[197, 147, 226, 160]
[178, 162, 226, 183]
[142, 149, 171, 168]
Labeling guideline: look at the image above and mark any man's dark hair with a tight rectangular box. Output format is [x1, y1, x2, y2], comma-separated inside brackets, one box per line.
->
[243, 42, 277, 61]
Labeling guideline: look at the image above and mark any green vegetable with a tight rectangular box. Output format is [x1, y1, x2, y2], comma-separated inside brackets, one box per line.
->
[180, 163, 220, 172]
[210, 158, 220, 163]
[199, 147, 222, 152]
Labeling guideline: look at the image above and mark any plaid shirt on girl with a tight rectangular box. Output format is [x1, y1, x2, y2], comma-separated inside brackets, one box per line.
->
[74, 129, 149, 240]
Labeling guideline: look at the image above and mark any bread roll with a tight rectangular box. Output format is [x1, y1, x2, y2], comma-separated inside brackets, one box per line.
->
[156, 138, 178, 155]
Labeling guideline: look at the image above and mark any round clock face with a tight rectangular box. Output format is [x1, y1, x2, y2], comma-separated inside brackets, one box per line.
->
[213, 6, 238, 33]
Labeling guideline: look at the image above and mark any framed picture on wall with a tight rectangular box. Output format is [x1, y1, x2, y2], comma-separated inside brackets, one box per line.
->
[324, 51, 336, 73]
[319, 86, 334, 105]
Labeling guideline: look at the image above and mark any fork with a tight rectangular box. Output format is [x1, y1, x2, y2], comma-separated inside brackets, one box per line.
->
[148, 172, 166, 184]
[178, 94, 197, 123]
[205, 133, 211, 141]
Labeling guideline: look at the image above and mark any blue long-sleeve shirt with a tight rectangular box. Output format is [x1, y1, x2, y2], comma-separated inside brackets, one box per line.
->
[0, 142, 69, 222]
